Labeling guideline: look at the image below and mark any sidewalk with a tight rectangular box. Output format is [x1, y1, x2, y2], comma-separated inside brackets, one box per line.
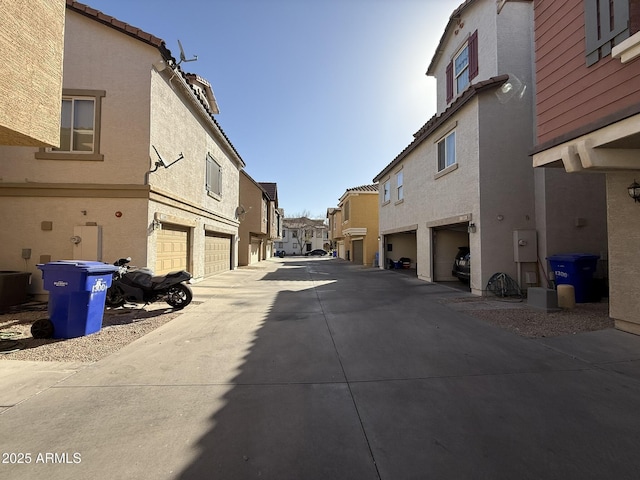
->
[1, 258, 640, 479]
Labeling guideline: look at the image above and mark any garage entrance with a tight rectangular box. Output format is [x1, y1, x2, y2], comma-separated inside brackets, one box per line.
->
[432, 223, 469, 282]
[205, 232, 232, 276]
[352, 239, 364, 265]
[156, 224, 189, 275]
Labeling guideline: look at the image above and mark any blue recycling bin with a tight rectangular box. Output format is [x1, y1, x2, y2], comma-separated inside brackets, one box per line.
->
[38, 261, 119, 339]
[547, 254, 600, 303]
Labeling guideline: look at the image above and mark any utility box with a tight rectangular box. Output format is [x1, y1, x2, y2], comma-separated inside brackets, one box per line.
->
[73, 225, 102, 261]
[513, 230, 537, 263]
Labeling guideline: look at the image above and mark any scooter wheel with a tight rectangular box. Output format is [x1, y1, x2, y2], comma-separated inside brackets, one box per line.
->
[105, 287, 126, 308]
[166, 283, 193, 309]
[31, 318, 54, 339]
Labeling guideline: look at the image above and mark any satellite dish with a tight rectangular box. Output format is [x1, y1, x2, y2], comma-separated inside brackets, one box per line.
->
[235, 205, 247, 221]
[495, 73, 527, 104]
[177, 39, 198, 66]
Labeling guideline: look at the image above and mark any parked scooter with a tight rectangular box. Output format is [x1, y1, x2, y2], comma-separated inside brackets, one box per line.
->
[105, 257, 193, 309]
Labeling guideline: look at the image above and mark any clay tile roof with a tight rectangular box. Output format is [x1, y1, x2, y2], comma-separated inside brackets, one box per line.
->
[66, 1, 166, 50]
[346, 184, 379, 193]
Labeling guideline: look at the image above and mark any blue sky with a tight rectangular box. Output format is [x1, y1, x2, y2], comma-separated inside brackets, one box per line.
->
[84, 0, 460, 218]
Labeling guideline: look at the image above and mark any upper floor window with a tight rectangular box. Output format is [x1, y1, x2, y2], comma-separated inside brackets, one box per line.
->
[206, 153, 222, 198]
[446, 30, 478, 103]
[343, 200, 350, 221]
[383, 180, 391, 203]
[396, 171, 404, 201]
[36, 89, 105, 161]
[437, 131, 456, 172]
[585, 0, 630, 66]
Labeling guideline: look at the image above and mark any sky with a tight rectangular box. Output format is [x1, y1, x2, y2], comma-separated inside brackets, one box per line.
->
[84, 0, 461, 219]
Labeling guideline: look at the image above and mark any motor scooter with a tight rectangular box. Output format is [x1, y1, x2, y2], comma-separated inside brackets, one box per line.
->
[105, 257, 193, 309]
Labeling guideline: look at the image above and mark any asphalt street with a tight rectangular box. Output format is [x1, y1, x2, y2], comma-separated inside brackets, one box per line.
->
[1, 257, 640, 479]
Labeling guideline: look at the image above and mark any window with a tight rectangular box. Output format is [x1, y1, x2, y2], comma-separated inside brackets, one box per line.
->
[446, 31, 478, 103]
[36, 89, 105, 161]
[585, 0, 630, 66]
[206, 153, 222, 197]
[344, 200, 350, 221]
[383, 180, 391, 203]
[437, 131, 456, 172]
[396, 171, 404, 201]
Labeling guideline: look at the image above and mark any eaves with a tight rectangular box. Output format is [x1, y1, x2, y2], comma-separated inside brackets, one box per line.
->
[373, 74, 508, 182]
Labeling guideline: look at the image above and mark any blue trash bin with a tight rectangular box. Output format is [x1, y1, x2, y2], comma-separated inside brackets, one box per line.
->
[38, 261, 119, 339]
[547, 254, 600, 303]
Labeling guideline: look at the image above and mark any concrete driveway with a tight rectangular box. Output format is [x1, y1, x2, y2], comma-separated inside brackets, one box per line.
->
[1, 257, 640, 479]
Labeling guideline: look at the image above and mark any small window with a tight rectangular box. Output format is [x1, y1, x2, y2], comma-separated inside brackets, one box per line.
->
[383, 180, 391, 203]
[396, 171, 404, 201]
[36, 90, 105, 161]
[344, 200, 350, 221]
[206, 153, 222, 197]
[454, 45, 469, 94]
[446, 31, 478, 103]
[437, 131, 456, 172]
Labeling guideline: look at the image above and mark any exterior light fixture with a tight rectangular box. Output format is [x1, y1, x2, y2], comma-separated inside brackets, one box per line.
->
[468, 223, 477, 234]
[628, 180, 640, 202]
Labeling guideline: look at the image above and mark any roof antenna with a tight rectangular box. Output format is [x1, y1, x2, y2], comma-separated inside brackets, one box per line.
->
[176, 39, 198, 66]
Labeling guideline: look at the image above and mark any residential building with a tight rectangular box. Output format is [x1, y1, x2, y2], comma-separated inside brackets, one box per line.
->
[0, 1, 245, 297]
[331, 184, 379, 266]
[238, 172, 281, 265]
[532, 0, 640, 333]
[373, 0, 606, 295]
[1, 0, 65, 146]
[258, 183, 283, 259]
[326, 207, 343, 255]
[280, 217, 328, 256]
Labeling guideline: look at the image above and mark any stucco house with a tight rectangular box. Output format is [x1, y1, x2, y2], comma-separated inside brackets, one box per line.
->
[238, 172, 281, 265]
[0, 1, 245, 298]
[328, 184, 379, 266]
[373, 0, 606, 296]
[532, 0, 640, 333]
[1, 0, 65, 147]
[280, 217, 328, 256]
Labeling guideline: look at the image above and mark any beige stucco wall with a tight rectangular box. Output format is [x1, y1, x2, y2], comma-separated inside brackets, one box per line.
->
[238, 172, 267, 265]
[0, 8, 243, 289]
[606, 173, 640, 333]
[0, 194, 148, 296]
[0, 0, 65, 146]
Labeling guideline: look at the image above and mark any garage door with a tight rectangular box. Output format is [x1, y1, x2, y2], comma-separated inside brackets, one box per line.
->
[250, 239, 261, 265]
[205, 232, 231, 276]
[353, 239, 364, 265]
[156, 225, 189, 275]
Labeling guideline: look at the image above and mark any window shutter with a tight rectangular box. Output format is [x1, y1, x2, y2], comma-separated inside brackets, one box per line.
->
[446, 61, 453, 102]
[469, 30, 478, 80]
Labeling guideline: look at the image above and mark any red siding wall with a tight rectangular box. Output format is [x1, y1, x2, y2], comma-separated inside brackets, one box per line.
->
[534, 0, 640, 146]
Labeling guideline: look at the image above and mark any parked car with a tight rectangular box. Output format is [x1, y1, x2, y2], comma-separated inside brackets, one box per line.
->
[305, 249, 328, 256]
[452, 246, 470, 283]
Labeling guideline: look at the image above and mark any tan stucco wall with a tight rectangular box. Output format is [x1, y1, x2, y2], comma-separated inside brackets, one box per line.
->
[0, 8, 243, 288]
[238, 172, 267, 265]
[606, 173, 640, 333]
[0, 194, 148, 296]
[0, 0, 65, 146]
[340, 192, 379, 266]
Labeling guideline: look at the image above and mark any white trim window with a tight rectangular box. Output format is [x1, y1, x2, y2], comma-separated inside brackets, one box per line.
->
[383, 180, 391, 203]
[396, 171, 404, 201]
[56, 97, 95, 153]
[437, 131, 456, 172]
[206, 153, 222, 197]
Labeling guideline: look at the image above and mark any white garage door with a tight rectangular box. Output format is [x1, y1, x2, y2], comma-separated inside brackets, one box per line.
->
[205, 232, 231, 276]
[250, 239, 261, 265]
[156, 225, 189, 275]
